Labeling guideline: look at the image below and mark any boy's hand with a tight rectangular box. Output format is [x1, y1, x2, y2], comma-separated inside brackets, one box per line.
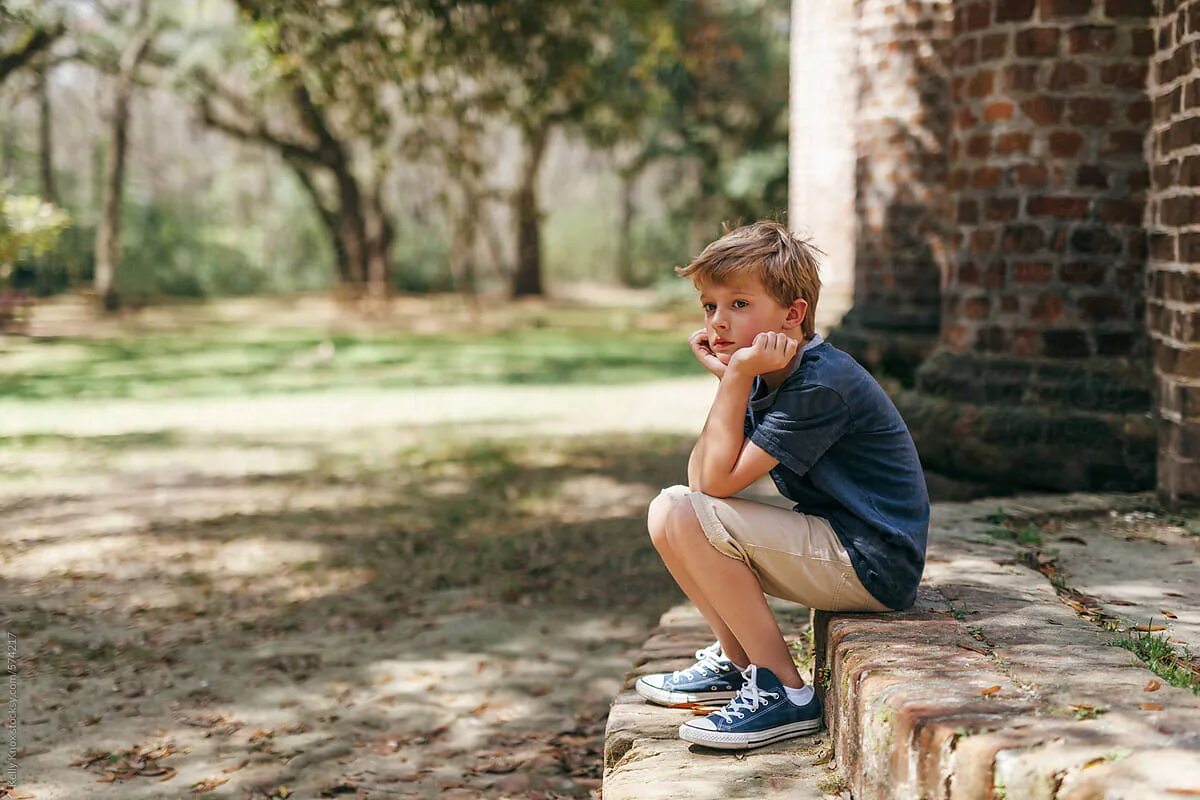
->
[728, 332, 798, 377]
[688, 328, 726, 379]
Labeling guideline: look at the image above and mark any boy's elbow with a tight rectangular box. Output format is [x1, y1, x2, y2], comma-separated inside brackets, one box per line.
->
[696, 476, 735, 498]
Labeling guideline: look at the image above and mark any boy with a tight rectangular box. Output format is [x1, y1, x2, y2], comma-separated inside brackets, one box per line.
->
[636, 220, 930, 750]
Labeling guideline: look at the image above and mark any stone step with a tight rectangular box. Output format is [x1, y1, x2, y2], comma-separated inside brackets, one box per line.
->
[604, 603, 849, 799]
[814, 493, 1200, 799]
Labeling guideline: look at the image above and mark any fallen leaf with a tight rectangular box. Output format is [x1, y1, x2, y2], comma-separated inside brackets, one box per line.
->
[1068, 703, 1094, 711]
[1165, 789, 1200, 796]
[1132, 624, 1168, 632]
[957, 641, 991, 655]
[1140, 702, 1164, 711]
[980, 685, 1002, 696]
[1161, 610, 1178, 619]
[190, 775, 229, 793]
[1058, 536, 1087, 545]
[1145, 679, 1162, 692]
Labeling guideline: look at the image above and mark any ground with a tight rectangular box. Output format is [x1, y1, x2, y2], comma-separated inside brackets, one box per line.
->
[0, 295, 718, 800]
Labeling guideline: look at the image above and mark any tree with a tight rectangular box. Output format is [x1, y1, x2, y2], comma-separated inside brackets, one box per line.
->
[93, 0, 157, 311]
[0, 4, 63, 87]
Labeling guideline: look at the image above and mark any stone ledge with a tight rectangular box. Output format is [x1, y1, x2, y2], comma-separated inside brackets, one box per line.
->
[815, 492, 1200, 799]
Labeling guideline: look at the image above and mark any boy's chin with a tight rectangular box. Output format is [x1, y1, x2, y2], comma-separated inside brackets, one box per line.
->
[716, 352, 733, 365]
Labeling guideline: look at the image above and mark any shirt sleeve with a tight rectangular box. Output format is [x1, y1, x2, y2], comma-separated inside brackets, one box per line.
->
[749, 384, 851, 477]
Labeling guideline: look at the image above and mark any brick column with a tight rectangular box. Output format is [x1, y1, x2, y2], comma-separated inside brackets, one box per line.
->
[1148, 0, 1200, 505]
[901, 0, 1157, 491]
[830, 0, 954, 386]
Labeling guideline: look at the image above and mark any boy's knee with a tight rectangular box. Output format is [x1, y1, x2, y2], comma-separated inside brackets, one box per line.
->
[665, 496, 702, 543]
[648, 486, 691, 547]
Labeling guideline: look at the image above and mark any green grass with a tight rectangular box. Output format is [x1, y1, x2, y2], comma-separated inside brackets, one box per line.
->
[0, 325, 696, 402]
[1109, 624, 1200, 695]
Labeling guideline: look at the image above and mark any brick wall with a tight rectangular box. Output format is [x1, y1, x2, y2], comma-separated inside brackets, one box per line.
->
[1148, 0, 1200, 503]
[852, 0, 953, 333]
[900, 0, 1158, 491]
[940, 0, 1155, 362]
[830, 0, 953, 385]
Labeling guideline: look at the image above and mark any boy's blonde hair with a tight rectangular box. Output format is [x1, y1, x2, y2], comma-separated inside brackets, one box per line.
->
[675, 220, 825, 339]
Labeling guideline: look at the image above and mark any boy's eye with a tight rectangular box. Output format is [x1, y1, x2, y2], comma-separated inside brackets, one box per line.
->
[733, 299, 749, 309]
[703, 303, 716, 313]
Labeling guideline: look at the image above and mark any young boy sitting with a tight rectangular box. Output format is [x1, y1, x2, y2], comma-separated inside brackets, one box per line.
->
[635, 220, 930, 750]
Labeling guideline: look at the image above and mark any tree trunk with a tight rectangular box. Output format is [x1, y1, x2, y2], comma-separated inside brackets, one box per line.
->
[94, 81, 134, 311]
[94, 2, 152, 312]
[510, 124, 550, 298]
[617, 169, 637, 287]
[363, 175, 392, 300]
[37, 66, 56, 204]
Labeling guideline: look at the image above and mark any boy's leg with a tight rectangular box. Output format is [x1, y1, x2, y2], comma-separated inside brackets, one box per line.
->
[664, 498, 805, 689]
[648, 489, 749, 667]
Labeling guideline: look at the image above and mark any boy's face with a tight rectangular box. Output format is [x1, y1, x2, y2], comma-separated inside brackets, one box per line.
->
[697, 276, 806, 365]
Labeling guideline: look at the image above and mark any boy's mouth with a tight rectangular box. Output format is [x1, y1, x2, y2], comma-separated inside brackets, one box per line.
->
[711, 338, 736, 349]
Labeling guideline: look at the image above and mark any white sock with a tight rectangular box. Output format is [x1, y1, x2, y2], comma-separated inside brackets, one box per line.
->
[784, 684, 814, 706]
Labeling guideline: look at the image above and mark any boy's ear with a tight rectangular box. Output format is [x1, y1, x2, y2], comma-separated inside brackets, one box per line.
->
[782, 298, 809, 331]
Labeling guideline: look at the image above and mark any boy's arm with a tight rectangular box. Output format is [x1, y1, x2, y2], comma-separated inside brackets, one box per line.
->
[693, 368, 779, 497]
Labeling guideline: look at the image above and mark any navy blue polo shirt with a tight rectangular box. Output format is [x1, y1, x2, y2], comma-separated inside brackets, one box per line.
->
[744, 334, 930, 611]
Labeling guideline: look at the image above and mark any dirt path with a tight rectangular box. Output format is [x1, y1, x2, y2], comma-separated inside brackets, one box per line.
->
[1, 379, 720, 800]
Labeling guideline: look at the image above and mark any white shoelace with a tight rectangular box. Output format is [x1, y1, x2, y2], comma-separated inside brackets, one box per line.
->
[713, 665, 779, 724]
[671, 641, 726, 681]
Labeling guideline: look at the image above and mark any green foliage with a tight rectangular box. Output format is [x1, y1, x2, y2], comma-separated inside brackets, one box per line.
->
[390, 216, 453, 294]
[1109, 624, 1200, 694]
[0, 190, 70, 283]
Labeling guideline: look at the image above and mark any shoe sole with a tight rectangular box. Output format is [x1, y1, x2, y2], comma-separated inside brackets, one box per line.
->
[677, 717, 823, 750]
[634, 678, 739, 707]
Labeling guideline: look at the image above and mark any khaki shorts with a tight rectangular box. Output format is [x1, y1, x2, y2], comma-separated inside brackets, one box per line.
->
[659, 485, 891, 613]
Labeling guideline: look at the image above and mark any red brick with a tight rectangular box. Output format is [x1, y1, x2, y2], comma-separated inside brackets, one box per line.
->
[1050, 62, 1089, 90]
[1012, 328, 1042, 356]
[1068, 25, 1118, 53]
[1180, 157, 1200, 187]
[1149, 232, 1178, 261]
[965, 1, 992, 31]
[1183, 233, 1200, 263]
[957, 261, 982, 285]
[1104, 0, 1154, 17]
[981, 33, 1009, 61]
[1005, 64, 1041, 91]
[1032, 293, 1066, 322]
[964, 296, 991, 319]
[1062, 261, 1107, 284]
[1130, 27, 1154, 56]
[996, 131, 1033, 154]
[956, 107, 980, 129]
[949, 168, 970, 190]
[1042, 328, 1091, 357]
[998, 0, 1038, 21]
[1022, 97, 1065, 124]
[1068, 97, 1114, 125]
[1038, 0, 1096, 16]
[1015, 27, 1062, 56]
[967, 69, 995, 98]
[1099, 199, 1145, 224]
[1013, 163, 1050, 186]
[987, 197, 1020, 220]
[967, 134, 992, 157]
[958, 199, 980, 224]
[1049, 130, 1085, 157]
[1126, 99, 1151, 124]
[1028, 196, 1090, 218]
[1102, 129, 1146, 155]
[1003, 224, 1047, 253]
[1014, 262, 1054, 283]
[973, 167, 1004, 188]
[955, 38, 979, 68]
[1100, 61, 1147, 90]
[970, 230, 998, 254]
[1076, 163, 1109, 188]
[985, 101, 1015, 121]
[1079, 295, 1128, 322]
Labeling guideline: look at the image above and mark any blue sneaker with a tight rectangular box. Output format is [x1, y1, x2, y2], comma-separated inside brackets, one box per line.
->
[635, 641, 745, 707]
[678, 664, 823, 749]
